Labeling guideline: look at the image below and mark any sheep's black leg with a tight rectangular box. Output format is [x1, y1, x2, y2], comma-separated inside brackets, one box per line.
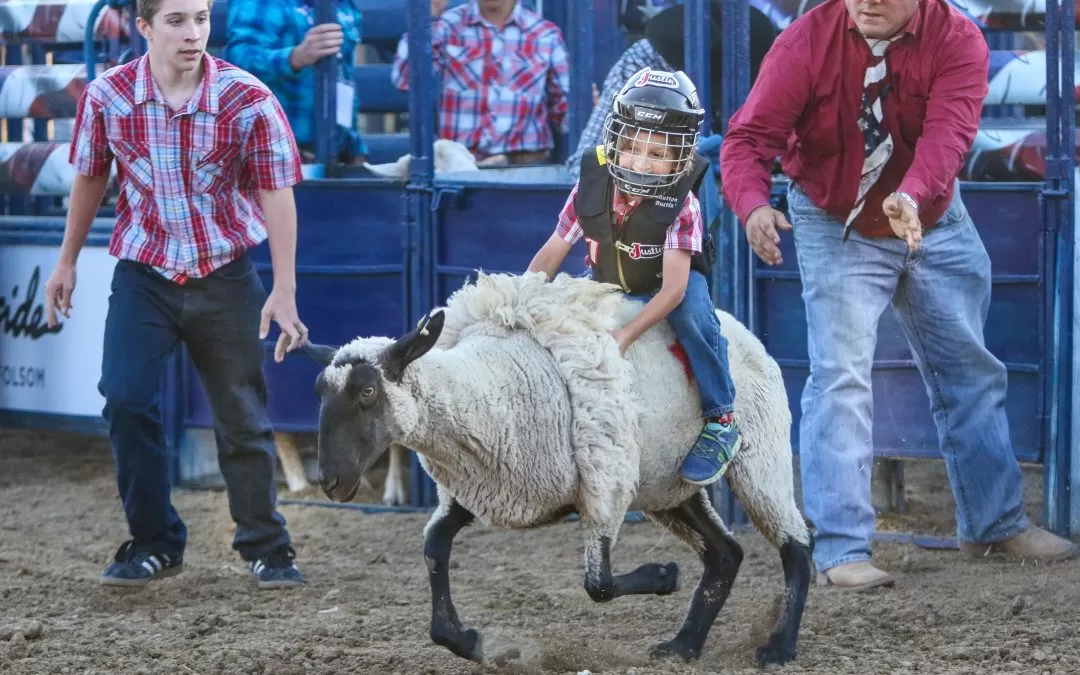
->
[424, 499, 481, 662]
[650, 491, 743, 662]
[753, 534, 813, 666]
[582, 522, 680, 603]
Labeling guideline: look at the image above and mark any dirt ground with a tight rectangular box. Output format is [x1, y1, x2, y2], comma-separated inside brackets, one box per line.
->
[2, 428, 1078, 675]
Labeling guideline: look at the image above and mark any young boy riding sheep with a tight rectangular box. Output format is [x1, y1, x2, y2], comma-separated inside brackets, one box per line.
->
[528, 67, 741, 488]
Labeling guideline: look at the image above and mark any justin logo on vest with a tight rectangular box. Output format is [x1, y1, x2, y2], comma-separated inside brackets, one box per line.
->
[628, 242, 663, 259]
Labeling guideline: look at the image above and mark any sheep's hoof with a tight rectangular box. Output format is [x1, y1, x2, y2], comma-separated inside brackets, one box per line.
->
[655, 561, 680, 595]
[755, 640, 797, 666]
[649, 638, 699, 662]
[432, 624, 484, 662]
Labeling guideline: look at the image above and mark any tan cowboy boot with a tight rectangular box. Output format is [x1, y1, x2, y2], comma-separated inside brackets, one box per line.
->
[816, 561, 896, 590]
[959, 525, 1080, 562]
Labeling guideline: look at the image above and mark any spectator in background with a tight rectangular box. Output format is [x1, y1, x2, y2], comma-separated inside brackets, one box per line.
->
[391, 0, 571, 166]
[225, 0, 368, 165]
[566, 1, 777, 179]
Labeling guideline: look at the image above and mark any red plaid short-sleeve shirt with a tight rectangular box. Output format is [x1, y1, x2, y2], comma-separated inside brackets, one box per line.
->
[554, 182, 704, 253]
[70, 54, 303, 283]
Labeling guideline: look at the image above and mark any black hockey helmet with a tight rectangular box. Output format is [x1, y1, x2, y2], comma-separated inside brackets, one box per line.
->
[602, 67, 705, 198]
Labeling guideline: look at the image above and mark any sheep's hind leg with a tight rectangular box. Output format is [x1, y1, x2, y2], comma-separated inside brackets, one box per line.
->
[649, 490, 743, 662]
[726, 457, 813, 666]
[424, 499, 482, 661]
[582, 518, 680, 603]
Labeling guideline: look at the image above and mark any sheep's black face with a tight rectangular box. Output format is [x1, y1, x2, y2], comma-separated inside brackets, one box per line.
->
[303, 310, 445, 503]
[313, 362, 396, 502]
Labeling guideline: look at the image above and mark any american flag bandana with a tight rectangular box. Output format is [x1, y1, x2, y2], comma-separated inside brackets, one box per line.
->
[844, 38, 897, 240]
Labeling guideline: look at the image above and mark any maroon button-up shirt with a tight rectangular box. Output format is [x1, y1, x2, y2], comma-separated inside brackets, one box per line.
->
[720, 0, 989, 238]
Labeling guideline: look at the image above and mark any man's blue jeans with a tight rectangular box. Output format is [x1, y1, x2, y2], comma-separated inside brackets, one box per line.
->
[627, 269, 736, 418]
[787, 180, 1029, 572]
[98, 254, 291, 562]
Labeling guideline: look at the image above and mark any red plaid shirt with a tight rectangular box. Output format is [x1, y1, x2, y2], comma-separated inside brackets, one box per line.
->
[70, 54, 303, 284]
[390, 1, 570, 158]
[554, 182, 703, 253]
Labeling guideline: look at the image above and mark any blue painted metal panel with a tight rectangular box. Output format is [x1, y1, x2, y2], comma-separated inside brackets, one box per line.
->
[431, 179, 586, 305]
[0, 410, 108, 435]
[363, 133, 410, 164]
[354, 64, 409, 113]
[0, 217, 115, 247]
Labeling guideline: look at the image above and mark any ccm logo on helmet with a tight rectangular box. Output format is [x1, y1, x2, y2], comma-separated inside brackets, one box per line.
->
[633, 69, 679, 89]
[635, 108, 665, 122]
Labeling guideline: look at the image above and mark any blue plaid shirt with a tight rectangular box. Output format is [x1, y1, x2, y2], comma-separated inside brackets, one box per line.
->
[224, 0, 367, 159]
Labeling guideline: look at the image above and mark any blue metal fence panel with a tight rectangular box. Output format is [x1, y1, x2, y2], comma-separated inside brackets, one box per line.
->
[431, 178, 586, 305]
[181, 180, 410, 432]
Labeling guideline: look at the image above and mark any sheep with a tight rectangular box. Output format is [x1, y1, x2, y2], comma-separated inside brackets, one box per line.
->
[301, 271, 813, 667]
[272, 432, 411, 505]
[362, 139, 479, 179]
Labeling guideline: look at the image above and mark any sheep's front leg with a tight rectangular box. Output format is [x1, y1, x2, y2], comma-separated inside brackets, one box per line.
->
[650, 491, 743, 662]
[582, 519, 680, 602]
[424, 499, 481, 661]
[382, 445, 409, 506]
[275, 432, 310, 493]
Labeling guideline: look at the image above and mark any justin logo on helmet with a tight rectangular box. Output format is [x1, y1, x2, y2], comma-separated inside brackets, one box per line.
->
[633, 70, 680, 89]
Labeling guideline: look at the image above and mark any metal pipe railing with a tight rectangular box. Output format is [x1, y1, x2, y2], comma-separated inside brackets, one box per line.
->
[83, 0, 113, 84]
[684, 0, 712, 139]
[1043, 0, 1077, 537]
[566, 0, 594, 154]
[314, 0, 338, 171]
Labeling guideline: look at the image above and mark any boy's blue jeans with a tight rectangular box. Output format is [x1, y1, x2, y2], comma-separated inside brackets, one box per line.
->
[787, 180, 1029, 573]
[97, 254, 292, 562]
[626, 269, 736, 418]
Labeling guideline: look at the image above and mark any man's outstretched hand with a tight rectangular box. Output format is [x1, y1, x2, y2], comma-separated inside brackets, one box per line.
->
[883, 193, 922, 251]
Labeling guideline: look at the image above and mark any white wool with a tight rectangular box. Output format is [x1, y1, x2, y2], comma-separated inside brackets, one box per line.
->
[322, 337, 393, 391]
[438, 272, 640, 524]
[362, 139, 479, 179]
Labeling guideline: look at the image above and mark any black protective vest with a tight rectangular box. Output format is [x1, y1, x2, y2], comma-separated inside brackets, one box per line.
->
[575, 145, 710, 295]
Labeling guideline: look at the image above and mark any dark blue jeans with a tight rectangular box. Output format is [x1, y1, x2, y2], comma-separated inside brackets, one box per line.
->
[98, 253, 290, 562]
[626, 269, 737, 418]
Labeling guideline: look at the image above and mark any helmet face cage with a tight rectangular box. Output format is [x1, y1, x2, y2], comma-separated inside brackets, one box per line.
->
[603, 68, 704, 199]
[603, 115, 699, 199]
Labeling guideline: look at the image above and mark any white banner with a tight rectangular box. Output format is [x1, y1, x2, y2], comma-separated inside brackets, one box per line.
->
[0, 245, 117, 417]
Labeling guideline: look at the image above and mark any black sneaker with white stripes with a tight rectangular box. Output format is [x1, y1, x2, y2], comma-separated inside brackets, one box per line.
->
[100, 540, 184, 587]
[249, 545, 305, 589]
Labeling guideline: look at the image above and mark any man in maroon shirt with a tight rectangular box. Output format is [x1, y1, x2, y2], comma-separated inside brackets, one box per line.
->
[721, 0, 1079, 590]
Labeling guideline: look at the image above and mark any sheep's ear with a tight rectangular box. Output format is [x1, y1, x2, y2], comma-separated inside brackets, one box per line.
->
[302, 342, 339, 368]
[382, 309, 446, 382]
